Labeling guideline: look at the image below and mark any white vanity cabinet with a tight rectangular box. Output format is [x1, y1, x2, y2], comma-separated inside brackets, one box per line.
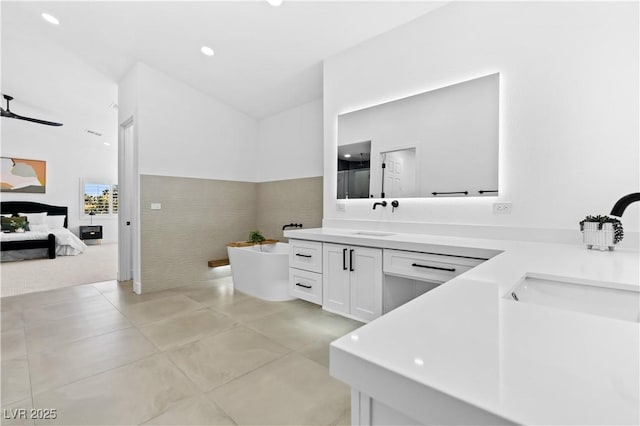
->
[323, 243, 383, 322]
[287, 232, 489, 322]
[288, 239, 323, 305]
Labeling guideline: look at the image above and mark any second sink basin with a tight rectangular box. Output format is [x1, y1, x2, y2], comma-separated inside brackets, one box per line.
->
[505, 274, 640, 323]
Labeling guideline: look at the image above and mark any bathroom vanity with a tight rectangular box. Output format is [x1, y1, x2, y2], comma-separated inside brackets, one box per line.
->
[287, 229, 499, 323]
[284, 227, 640, 426]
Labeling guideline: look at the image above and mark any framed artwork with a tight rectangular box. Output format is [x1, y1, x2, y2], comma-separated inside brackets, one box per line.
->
[1, 157, 46, 193]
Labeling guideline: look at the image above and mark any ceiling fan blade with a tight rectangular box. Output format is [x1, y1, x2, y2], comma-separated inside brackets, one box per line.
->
[10, 112, 63, 127]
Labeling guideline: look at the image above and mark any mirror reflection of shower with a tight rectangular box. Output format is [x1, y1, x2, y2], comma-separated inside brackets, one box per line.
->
[337, 141, 371, 199]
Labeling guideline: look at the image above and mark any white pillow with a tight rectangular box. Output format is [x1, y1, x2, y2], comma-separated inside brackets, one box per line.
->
[18, 212, 47, 225]
[30, 224, 49, 233]
[1, 214, 12, 218]
[46, 215, 66, 229]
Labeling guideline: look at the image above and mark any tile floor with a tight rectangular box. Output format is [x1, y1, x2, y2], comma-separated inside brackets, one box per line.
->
[1, 277, 362, 425]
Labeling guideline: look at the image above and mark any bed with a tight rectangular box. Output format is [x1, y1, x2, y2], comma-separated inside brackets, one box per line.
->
[1, 201, 84, 261]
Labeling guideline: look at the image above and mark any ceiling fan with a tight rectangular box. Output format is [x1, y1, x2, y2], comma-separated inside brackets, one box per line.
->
[1, 94, 63, 126]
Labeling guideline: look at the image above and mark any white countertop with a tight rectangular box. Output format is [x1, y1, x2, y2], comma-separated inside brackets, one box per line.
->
[284, 228, 640, 425]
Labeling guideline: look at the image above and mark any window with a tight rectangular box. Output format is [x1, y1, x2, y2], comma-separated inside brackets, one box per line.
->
[83, 182, 118, 215]
[112, 184, 118, 214]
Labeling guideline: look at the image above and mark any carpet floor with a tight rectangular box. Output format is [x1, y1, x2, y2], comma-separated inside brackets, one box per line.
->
[0, 243, 117, 297]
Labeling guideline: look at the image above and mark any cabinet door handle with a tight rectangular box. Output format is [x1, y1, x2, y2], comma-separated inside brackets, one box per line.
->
[411, 263, 456, 272]
[342, 248, 347, 270]
[349, 249, 355, 272]
[296, 283, 312, 289]
[295, 253, 312, 258]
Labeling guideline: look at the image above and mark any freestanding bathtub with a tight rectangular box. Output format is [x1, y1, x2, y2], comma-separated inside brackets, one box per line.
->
[227, 242, 294, 302]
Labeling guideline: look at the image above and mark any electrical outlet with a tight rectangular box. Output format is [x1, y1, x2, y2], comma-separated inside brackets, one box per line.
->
[493, 202, 512, 214]
[151, 203, 162, 210]
[336, 201, 346, 212]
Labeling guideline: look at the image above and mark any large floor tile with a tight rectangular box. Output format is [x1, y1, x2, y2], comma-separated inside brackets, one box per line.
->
[174, 276, 233, 293]
[32, 354, 197, 425]
[180, 280, 248, 309]
[307, 310, 364, 339]
[296, 336, 336, 368]
[1, 296, 25, 314]
[139, 309, 236, 351]
[24, 308, 132, 355]
[283, 298, 326, 314]
[29, 328, 157, 395]
[1, 359, 31, 406]
[141, 395, 234, 425]
[2, 328, 27, 361]
[244, 302, 361, 352]
[12, 285, 101, 311]
[212, 296, 292, 323]
[118, 295, 203, 326]
[243, 307, 328, 350]
[1, 397, 35, 426]
[90, 280, 120, 294]
[208, 353, 350, 426]
[101, 286, 180, 309]
[1, 305, 24, 331]
[22, 295, 116, 327]
[168, 326, 289, 392]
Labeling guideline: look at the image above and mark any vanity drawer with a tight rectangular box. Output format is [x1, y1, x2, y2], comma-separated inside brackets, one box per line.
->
[289, 239, 323, 273]
[383, 249, 484, 283]
[289, 268, 322, 305]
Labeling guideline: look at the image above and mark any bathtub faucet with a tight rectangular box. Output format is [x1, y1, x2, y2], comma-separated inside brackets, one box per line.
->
[282, 223, 303, 231]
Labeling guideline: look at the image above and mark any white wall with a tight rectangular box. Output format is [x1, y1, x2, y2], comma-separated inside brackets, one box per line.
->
[122, 65, 322, 183]
[134, 64, 258, 182]
[323, 1, 639, 245]
[1, 29, 119, 241]
[258, 98, 323, 182]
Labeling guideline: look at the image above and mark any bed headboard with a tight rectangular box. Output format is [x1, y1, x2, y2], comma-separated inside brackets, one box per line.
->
[1, 201, 68, 228]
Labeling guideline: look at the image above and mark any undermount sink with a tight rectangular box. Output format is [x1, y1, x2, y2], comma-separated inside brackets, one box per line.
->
[352, 231, 396, 237]
[505, 274, 640, 323]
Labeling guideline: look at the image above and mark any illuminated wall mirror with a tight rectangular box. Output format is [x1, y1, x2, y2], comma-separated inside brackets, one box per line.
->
[337, 73, 499, 199]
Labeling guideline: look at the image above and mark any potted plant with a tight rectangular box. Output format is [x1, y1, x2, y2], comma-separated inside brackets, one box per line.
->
[248, 230, 266, 251]
[248, 230, 266, 245]
[579, 215, 624, 251]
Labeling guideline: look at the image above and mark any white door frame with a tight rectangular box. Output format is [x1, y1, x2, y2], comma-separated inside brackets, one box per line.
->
[118, 117, 141, 293]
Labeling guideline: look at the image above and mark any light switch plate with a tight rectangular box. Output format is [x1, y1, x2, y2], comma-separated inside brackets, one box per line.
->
[151, 203, 162, 210]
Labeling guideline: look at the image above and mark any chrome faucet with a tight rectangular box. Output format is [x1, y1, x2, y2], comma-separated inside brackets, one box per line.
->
[610, 193, 640, 217]
[372, 201, 387, 210]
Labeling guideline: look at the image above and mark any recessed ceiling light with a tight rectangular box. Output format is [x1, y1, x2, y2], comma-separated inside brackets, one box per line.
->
[344, 154, 352, 158]
[41, 13, 60, 25]
[201, 46, 215, 56]
[266, 0, 283, 6]
[103, 142, 111, 146]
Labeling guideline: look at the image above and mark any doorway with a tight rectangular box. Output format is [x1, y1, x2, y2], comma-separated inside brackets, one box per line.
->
[118, 118, 139, 292]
